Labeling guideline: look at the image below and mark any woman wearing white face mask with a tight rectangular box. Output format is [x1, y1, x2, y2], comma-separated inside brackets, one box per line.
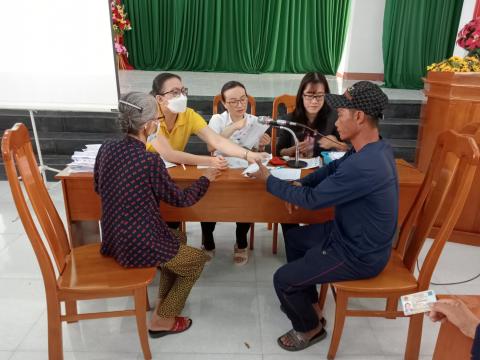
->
[147, 73, 268, 169]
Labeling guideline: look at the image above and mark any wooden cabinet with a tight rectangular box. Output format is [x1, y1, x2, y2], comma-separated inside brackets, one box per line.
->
[417, 72, 480, 246]
[417, 72, 480, 171]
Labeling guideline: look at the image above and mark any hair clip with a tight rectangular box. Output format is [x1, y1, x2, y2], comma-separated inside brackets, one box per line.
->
[119, 100, 143, 112]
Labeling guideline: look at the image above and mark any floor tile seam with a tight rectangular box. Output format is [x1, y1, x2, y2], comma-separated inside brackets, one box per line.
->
[0, 234, 23, 255]
[12, 308, 47, 353]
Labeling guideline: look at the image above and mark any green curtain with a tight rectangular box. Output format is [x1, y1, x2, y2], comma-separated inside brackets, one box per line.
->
[383, 0, 463, 89]
[123, 0, 351, 74]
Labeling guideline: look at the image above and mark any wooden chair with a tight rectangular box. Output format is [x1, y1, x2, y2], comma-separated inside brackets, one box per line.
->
[212, 94, 257, 249]
[1, 123, 157, 360]
[270, 94, 296, 254]
[317, 130, 479, 359]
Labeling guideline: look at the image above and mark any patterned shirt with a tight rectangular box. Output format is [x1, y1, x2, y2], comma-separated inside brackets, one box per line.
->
[94, 136, 210, 267]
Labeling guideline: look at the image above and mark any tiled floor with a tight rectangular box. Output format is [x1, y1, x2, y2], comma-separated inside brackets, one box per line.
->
[119, 70, 425, 102]
[0, 180, 479, 360]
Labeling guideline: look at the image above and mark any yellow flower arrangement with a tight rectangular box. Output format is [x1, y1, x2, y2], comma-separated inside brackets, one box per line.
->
[427, 56, 480, 72]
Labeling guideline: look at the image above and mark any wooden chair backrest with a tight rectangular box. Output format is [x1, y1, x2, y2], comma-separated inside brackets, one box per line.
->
[271, 94, 296, 155]
[395, 130, 479, 290]
[461, 121, 480, 142]
[1, 123, 70, 288]
[271, 94, 296, 120]
[212, 94, 256, 115]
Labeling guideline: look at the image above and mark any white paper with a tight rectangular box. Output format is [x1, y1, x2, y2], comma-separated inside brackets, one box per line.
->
[301, 157, 322, 169]
[240, 121, 270, 149]
[270, 168, 302, 181]
[161, 158, 177, 169]
[328, 152, 347, 160]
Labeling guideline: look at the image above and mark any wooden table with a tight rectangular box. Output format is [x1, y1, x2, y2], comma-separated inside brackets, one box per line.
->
[56, 159, 423, 247]
[433, 295, 480, 360]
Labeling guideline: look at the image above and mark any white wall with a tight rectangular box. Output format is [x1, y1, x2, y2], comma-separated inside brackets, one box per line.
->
[337, 0, 386, 75]
[453, 0, 477, 57]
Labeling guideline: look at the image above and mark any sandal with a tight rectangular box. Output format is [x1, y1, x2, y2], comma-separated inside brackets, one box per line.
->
[201, 245, 215, 262]
[277, 327, 327, 351]
[233, 244, 249, 266]
[148, 316, 192, 338]
[279, 305, 327, 327]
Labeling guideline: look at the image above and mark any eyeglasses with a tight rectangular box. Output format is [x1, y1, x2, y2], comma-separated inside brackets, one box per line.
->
[303, 93, 325, 102]
[160, 87, 188, 98]
[225, 97, 248, 106]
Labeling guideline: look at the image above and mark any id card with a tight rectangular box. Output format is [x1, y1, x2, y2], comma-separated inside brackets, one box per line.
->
[401, 290, 437, 315]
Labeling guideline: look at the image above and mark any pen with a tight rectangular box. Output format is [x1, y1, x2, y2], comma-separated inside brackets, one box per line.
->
[181, 163, 186, 170]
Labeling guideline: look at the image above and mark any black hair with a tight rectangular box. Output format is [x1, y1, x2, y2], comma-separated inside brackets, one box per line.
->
[365, 113, 380, 128]
[292, 72, 331, 126]
[150, 73, 182, 96]
[220, 81, 247, 101]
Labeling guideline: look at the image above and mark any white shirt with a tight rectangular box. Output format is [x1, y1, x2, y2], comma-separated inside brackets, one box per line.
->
[208, 111, 269, 156]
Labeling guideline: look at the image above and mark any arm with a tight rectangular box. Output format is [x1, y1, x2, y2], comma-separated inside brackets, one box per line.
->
[206, 114, 244, 153]
[93, 145, 104, 194]
[276, 126, 294, 156]
[149, 156, 210, 207]
[266, 159, 373, 210]
[198, 126, 246, 158]
[150, 134, 215, 166]
[299, 150, 352, 187]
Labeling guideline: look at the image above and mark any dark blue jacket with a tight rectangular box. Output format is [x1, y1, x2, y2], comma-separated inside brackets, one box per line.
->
[267, 139, 399, 268]
[473, 325, 480, 360]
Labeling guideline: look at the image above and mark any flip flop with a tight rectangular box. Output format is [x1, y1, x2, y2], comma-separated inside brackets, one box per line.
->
[277, 327, 327, 352]
[279, 305, 327, 327]
[148, 316, 192, 338]
[233, 244, 248, 266]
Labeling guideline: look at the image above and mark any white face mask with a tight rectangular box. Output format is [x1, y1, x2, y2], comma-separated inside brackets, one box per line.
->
[166, 94, 187, 113]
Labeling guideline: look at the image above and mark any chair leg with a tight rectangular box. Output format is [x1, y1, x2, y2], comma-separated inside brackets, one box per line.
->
[180, 222, 186, 233]
[318, 283, 329, 310]
[385, 296, 398, 319]
[249, 223, 255, 250]
[65, 300, 78, 323]
[267, 223, 272, 230]
[134, 288, 152, 360]
[145, 288, 151, 312]
[327, 291, 348, 360]
[405, 313, 424, 360]
[47, 299, 63, 360]
[272, 223, 278, 254]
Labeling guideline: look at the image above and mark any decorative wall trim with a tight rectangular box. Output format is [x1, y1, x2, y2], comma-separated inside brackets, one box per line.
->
[336, 72, 384, 81]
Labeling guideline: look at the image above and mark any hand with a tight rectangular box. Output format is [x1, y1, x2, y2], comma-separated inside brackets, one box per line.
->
[428, 298, 480, 339]
[209, 156, 228, 170]
[298, 138, 314, 157]
[247, 151, 269, 164]
[284, 181, 301, 214]
[233, 118, 246, 130]
[259, 133, 271, 147]
[202, 167, 221, 182]
[248, 160, 270, 182]
[280, 146, 296, 157]
[318, 135, 339, 150]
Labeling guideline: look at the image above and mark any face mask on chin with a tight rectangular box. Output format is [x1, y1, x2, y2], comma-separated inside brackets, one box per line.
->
[166, 94, 188, 113]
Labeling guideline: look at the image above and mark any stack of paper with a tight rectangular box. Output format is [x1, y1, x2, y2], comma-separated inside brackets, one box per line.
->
[67, 144, 101, 172]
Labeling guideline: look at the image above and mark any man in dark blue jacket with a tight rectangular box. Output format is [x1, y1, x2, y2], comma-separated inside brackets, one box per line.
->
[251, 81, 399, 351]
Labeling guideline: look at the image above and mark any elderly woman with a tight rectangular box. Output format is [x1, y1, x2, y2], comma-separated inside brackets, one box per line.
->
[94, 92, 219, 337]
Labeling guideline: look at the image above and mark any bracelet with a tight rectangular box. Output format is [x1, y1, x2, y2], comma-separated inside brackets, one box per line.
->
[245, 150, 250, 161]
